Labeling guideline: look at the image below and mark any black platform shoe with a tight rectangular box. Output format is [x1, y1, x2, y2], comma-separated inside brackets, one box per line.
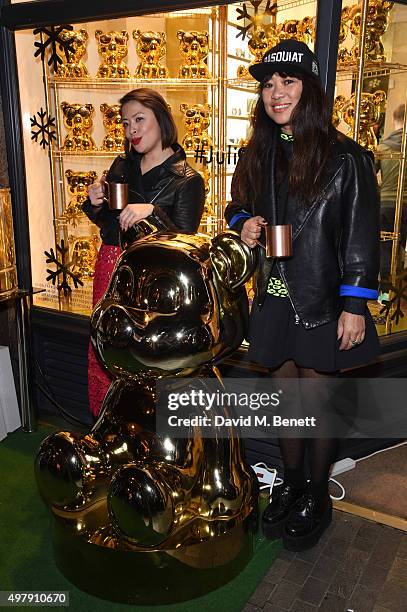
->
[282, 492, 332, 551]
[262, 483, 305, 539]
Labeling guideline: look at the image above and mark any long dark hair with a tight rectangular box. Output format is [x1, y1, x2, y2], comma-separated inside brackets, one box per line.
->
[119, 88, 178, 155]
[233, 72, 334, 206]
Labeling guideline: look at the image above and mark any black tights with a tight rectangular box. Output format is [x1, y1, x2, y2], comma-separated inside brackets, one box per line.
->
[271, 359, 339, 502]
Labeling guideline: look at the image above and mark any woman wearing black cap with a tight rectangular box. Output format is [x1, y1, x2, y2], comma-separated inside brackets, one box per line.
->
[225, 40, 380, 551]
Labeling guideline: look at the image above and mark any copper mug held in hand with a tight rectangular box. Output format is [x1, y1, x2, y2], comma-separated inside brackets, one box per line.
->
[101, 173, 128, 210]
[258, 224, 293, 258]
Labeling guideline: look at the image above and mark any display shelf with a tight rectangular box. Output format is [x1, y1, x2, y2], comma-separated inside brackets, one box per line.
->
[336, 61, 407, 82]
[226, 79, 257, 92]
[228, 53, 251, 63]
[51, 149, 206, 159]
[227, 114, 250, 121]
[375, 151, 404, 161]
[49, 77, 219, 90]
[51, 150, 120, 159]
[275, 0, 316, 10]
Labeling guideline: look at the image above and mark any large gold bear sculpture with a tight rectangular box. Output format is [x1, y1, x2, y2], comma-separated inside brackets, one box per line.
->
[35, 221, 258, 604]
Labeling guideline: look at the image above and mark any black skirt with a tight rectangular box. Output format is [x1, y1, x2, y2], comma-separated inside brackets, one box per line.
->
[248, 292, 380, 373]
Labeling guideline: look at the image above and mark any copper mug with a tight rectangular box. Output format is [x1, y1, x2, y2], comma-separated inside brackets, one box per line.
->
[101, 174, 128, 210]
[257, 224, 292, 258]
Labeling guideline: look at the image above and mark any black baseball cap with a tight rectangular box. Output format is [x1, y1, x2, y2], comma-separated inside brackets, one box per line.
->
[249, 39, 320, 82]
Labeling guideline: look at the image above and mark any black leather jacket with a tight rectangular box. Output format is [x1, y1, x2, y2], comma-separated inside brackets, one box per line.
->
[225, 131, 380, 329]
[83, 143, 205, 245]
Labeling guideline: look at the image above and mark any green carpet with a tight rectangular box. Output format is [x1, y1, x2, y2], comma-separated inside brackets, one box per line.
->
[0, 426, 281, 612]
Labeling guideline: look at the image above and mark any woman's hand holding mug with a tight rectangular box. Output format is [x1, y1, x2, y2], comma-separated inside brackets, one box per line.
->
[88, 180, 105, 206]
[241, 216, 267, 248]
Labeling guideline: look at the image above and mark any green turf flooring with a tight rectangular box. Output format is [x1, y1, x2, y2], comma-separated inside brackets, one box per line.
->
[0, 426, 281, 611]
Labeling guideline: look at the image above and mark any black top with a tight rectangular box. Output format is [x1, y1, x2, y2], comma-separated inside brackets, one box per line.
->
[274, 133, 367, 316]
[82, 143, 205, 246]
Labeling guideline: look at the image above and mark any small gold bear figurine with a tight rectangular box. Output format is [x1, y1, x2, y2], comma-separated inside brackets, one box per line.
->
[341, 90, 387, 151]
[177, 30, 210, 79]
[350, 1, 394, 62]
[237, 24, 275, 79]
[337, 6, 353, 64]
[60, 102, 96, 151]
[69, 234, 100, 279]
[100, 103, 125, 151]
[56, 29, 89, 78]
[95, 30, 130, 78]
[133, 30, 169, 78]
[63, 169, 97, 226]
[180, 103, 212, 152]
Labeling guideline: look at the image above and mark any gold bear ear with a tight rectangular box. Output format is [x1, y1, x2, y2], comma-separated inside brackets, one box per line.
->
[161, 32, 166, 42]
[91, 171, 97, 180]
[133, 29, 141, 40]
[95, 30, 102, 40]
[177, 30, 185, 40]
[100, 103, 108, 113]
[210, 231, 257, 291]
[180, 103, 189, 113]
[65, 169, 73, 179]
[85, 104, 94, 113]
[79, 29, 88, 40]
[60, 101, 69, 112]
[204, 103, 212, 113]
[122, 31, 129, 40]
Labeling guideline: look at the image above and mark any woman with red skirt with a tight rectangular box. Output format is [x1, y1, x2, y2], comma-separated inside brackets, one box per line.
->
[83, 88, 205, 417]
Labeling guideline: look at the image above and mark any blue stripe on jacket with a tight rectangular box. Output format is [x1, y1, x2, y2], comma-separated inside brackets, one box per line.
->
[229, 211, 251, 228]
[340, 284, 378, 300]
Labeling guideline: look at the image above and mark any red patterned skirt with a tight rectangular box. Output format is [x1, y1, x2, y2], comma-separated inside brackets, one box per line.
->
[88, 244, 121, 417]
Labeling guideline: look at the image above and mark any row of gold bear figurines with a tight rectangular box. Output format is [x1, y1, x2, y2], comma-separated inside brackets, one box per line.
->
[239, 0, 393, 78]
[55, 29, 211, 79]
[52, 2, 393, 85]
[60, 101, 212, 152]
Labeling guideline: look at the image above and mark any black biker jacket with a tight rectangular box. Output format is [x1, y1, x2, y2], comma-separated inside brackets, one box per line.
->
[225, 131, 380, 329]
[82, 143, 205, 245]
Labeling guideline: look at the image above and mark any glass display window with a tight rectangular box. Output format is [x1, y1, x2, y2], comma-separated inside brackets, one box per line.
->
[14, 1, 319, 317]
[334, 0, 407, 337]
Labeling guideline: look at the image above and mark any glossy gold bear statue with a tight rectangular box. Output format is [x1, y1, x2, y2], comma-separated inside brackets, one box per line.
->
[350, 0, 394, 62]
[69, 234, 99, 280]
[341, 90, 387, 151]
[133, 30, 169, 78]
[177, 30, 210, 78]
[100, 103, 126, 151]
[56, 28, 89, 78]
[95, 30, 130, 78]
[63, 169, 97, 226]
[35, 221, 258, 605]
[180, 102, 212, 152]
[60, 102, 96, 151]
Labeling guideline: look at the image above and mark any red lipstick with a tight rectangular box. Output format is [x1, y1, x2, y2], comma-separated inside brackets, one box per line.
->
[132, 137, 142, 145]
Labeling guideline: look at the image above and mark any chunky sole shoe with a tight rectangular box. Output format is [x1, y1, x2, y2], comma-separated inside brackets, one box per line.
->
[282, 501, 332, 551]
[262, 514, 287, 539]
[262, 484, 305, 540]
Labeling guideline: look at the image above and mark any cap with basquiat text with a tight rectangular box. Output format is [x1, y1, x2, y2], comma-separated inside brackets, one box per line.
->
[249, 39, 320, 83]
